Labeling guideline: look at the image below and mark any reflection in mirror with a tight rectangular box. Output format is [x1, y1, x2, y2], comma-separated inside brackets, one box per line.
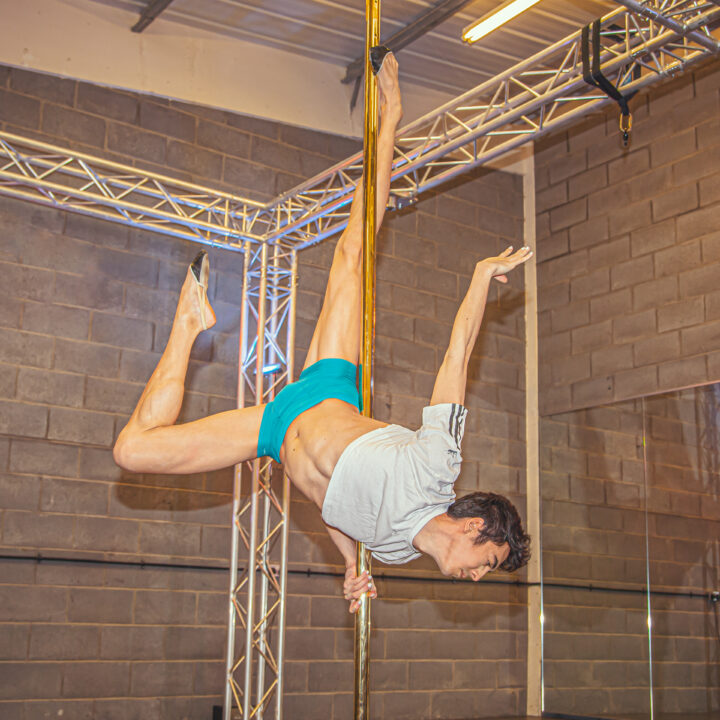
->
[645, 384, 720, 718]
[540, 383, 720, 720]
[541, 400, 650, 718]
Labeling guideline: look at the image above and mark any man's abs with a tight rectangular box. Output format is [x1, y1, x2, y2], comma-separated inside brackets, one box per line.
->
[279, 399, 387, 509]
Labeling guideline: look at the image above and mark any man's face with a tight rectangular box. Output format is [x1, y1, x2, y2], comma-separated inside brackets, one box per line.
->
[442, 518, 510, 581]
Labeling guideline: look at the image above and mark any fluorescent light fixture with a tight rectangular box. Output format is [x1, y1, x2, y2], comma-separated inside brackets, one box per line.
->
[462, 0, 542, 43]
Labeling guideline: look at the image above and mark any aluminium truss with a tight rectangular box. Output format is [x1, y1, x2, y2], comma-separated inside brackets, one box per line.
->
[263, 0, 720, 249]
[225, 241, 297, 720]
[1, 1, 717, 255]
[0, 3, 718, 720]
[0, 133, 264, 250]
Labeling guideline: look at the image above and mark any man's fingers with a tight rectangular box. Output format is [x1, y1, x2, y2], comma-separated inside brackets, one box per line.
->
[346, 573, 377, 611]
[348, 591, 377, 613]
[347, 576, 371, 590]
[349, 581, 372, 597]
[344, 572, 374, 600]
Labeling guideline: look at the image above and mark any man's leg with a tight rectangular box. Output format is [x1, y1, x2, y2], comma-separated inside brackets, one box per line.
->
[303, 54, 402, 368]
[114, 258, 264, 475]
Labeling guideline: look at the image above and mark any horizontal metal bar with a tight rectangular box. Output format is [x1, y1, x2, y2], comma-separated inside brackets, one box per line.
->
[0, 185, 247, 251]
[131, 0, 175, 33]
[1, 554, 714, 601]
[0, 132, 264, 205]
[613, 0, 720, 53]
[0, 170, 256, 241]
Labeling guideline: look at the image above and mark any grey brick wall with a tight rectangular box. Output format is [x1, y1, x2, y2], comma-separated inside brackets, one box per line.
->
[537, 59, 720, 718]
[536, 60, 720, 416]
[541, 386, 720, 716]
[0, 65, 526, 718]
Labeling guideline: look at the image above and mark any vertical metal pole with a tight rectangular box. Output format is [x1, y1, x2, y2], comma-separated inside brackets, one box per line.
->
[255, 496, 271, 717]
[244, 241, 269, 720]
[355, 2, 380, 719]
[275, 250, 297, 720]
[225, 241, 253, 720]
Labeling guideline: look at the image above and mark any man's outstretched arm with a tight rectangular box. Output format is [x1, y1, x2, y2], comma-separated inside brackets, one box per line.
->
[430, 246, 533, 406]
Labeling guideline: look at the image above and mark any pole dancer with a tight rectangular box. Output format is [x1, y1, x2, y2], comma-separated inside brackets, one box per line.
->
[114, 54, 531, 613]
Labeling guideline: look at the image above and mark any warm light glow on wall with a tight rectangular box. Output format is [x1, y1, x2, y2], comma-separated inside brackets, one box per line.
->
[462, 0, 542, 43]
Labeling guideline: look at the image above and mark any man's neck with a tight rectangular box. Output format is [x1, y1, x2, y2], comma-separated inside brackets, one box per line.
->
[412, 512, 453, 569]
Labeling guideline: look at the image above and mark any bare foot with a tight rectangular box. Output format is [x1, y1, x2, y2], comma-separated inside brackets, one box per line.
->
[176, 264, 216, 333]
[377, 52, 402, 123]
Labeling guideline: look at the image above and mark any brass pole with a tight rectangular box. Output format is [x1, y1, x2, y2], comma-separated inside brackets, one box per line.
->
[355, 2, 380, 719]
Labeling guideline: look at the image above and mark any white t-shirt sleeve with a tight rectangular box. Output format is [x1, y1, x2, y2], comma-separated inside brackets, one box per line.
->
[414, 402, 468, 486]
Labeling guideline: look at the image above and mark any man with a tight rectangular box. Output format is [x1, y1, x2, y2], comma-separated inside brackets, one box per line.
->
[114, 54, 531, 613]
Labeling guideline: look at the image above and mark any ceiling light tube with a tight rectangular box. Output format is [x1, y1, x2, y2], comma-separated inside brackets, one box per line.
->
[462, 0, 542, 43]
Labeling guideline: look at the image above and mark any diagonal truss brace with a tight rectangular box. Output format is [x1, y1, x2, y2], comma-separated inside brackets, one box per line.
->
[0, 0, 717, 254]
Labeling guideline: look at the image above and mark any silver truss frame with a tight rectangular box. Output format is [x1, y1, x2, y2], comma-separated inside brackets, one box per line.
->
[0, 3, 717, 719]
[224, 241, 297, 720]
[1, 1, 717, 255]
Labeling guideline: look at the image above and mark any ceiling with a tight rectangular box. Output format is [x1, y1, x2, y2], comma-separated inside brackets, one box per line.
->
[93, 0, 617, 96]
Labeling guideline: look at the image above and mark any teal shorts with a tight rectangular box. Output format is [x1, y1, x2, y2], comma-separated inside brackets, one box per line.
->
[257, 358, 362, 463]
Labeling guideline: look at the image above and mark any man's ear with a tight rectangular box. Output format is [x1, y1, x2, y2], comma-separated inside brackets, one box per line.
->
[464, 517, 485, 534]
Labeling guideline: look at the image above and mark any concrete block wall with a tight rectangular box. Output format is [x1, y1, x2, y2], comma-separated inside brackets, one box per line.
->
[537, 59, 720, 718]
[0, 65, 526, 718]
[543, 586, 651, 716]
[540, 387, 720, 716]
[281, 576, 527, 720]
[541, 401, 647, 589]
[541, 399, 655, 717]
[535, 60, 720, 416]
[644, 386, 720, 715]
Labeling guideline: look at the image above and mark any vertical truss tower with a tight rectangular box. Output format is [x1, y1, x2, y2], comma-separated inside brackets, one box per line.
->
[224, 242, 298, 720]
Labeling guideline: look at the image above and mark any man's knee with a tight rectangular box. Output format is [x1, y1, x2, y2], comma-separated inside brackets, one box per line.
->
[113, 429, 138, 472]
[336, 230, 362, 269]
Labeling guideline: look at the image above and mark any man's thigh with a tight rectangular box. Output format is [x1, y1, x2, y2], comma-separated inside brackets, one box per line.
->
[123, 404, 266, 475]
[304, 249, 362, 369]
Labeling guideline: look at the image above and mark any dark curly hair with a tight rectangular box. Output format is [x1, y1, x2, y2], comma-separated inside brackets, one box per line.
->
[447, 491, 531, 572]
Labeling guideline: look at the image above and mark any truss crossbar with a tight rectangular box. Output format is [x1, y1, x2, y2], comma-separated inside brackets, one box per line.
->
[0, 135, 271, 248]
[1, 1, 716, 253]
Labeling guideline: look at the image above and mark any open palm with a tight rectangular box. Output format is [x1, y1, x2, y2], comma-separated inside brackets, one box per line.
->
[480, 245, 533, 283]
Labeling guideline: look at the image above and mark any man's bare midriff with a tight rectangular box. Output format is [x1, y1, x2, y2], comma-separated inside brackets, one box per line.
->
[279, 399, 387, 510]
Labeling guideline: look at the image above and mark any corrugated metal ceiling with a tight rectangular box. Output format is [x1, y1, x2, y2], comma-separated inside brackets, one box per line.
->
[93, 0, 617, 94]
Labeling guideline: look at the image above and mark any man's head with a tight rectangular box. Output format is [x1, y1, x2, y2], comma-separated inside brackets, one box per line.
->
[441, 491, 531, 580]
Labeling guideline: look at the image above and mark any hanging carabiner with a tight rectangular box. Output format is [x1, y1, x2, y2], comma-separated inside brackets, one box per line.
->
[619, 112, 632, 147]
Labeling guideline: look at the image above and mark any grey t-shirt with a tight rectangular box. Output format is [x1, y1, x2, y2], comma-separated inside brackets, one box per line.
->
[321, 403, 468, 564]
